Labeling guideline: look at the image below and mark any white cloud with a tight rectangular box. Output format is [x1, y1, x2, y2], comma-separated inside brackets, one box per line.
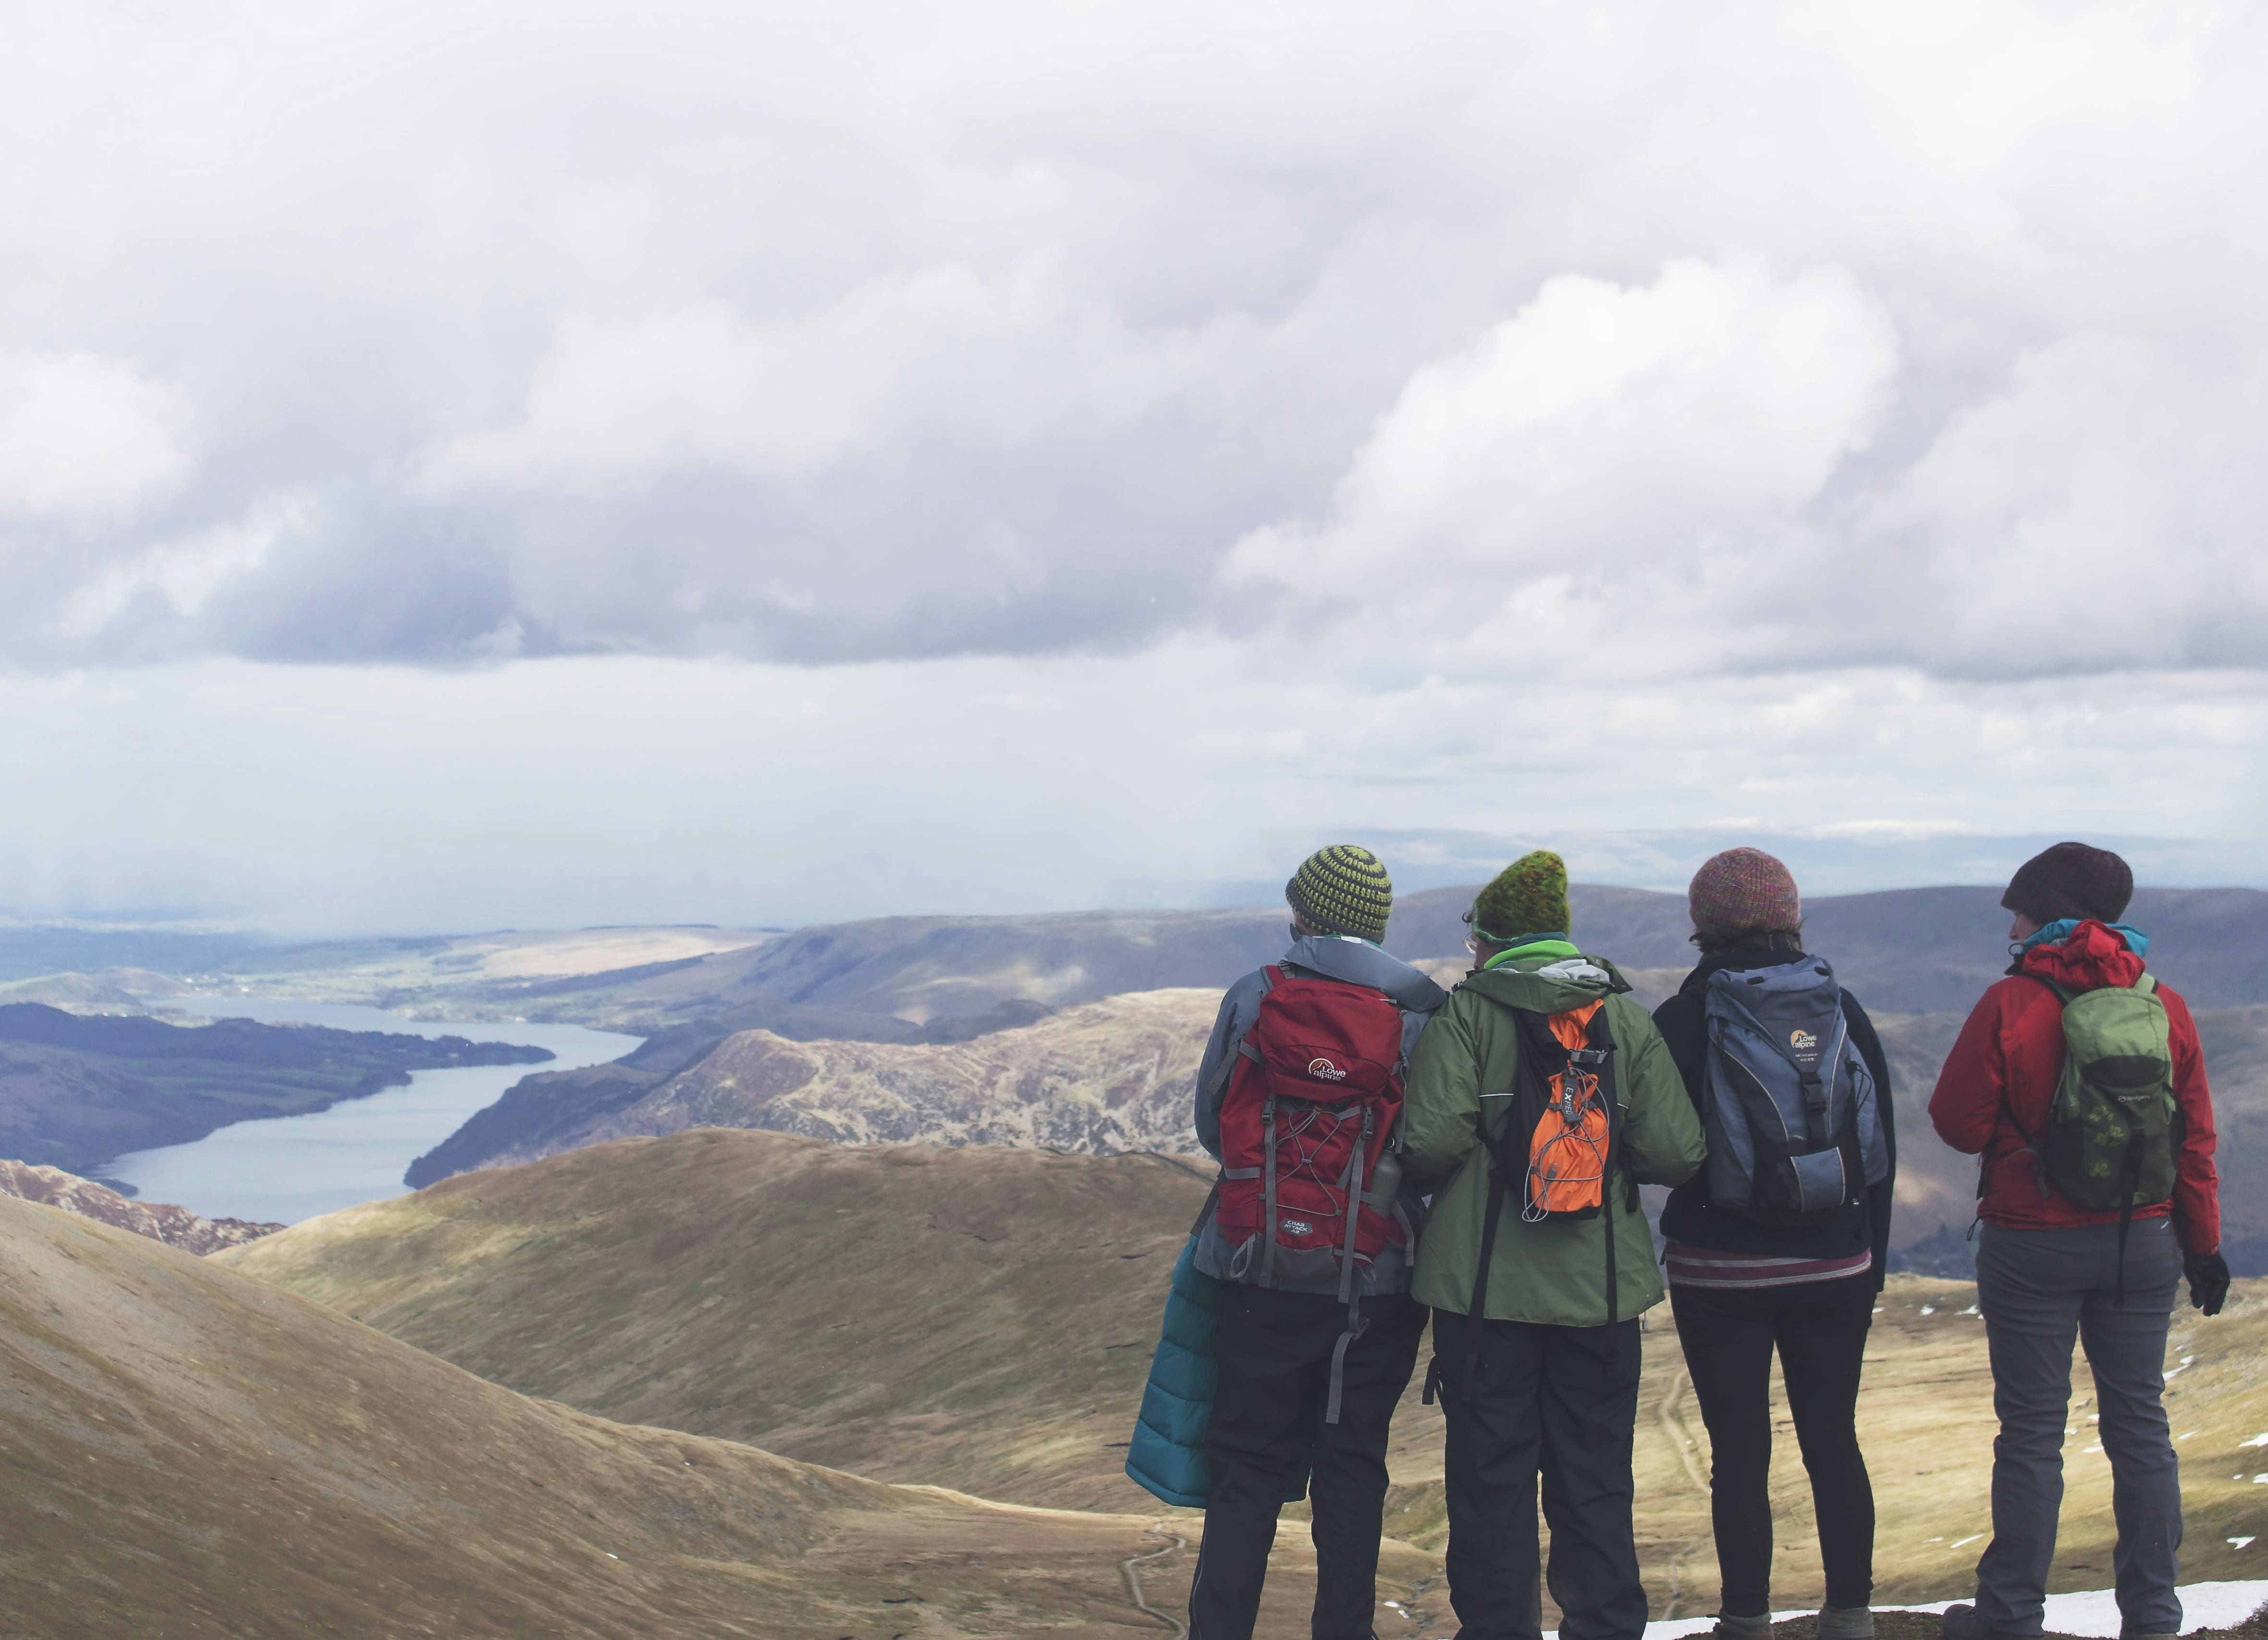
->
[0, 0, 2262, 918]
[1224, 259, 1900, 674]
[1859, 331, 2265, 673]
[57, 496, 312, 638]
[0, 353, 192, 522]
[422, 283, 970, 490]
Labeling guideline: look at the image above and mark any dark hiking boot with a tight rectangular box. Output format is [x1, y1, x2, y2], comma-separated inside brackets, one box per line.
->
[1713, 1614, 1772, 1640]
[1818, 1607, 1875, 1640]
[1939, 1604, 2030, 1640]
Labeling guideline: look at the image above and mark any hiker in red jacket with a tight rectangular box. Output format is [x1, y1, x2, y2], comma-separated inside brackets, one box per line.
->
[1929, 842, 2226, 1640]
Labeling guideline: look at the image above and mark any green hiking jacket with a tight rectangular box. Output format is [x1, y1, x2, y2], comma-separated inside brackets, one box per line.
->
[1404, 952, 1705, 1328]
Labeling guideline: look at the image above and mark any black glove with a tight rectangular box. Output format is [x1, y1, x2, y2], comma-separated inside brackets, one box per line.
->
[2186, 1251, 2231, 1317]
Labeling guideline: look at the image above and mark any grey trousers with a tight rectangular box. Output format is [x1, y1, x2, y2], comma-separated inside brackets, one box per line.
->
[1973, 1219, 2184, 1638]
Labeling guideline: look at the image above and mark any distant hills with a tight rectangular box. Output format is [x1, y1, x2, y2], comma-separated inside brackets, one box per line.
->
[415, 881, 2268, 1039]
[9, 884, 2266, 1268]
[0, 1187, 1172, 1640]
[1387, 883, 2268, 1013]
[407, 988, 1218, 1187]
[392, 887, 2268, 1273]
[0, 1003, 551, 1176]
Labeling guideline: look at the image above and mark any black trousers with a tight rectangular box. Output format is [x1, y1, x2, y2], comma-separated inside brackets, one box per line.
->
[1190, 1287, 1427, 1640]
[1668, 1273, 1876, 1616]
[1431, 1309, 1647, 1640]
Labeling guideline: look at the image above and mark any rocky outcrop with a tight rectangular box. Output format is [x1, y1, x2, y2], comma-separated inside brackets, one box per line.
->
[462, 987, 1219, 1174]
[0, 1159, 282, 1254]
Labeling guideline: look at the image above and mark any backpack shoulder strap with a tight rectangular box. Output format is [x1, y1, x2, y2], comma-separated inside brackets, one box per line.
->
[2019, 971, 2074, 1006]
[1235, 967, 1287, 1065]
[1991, 974, 2065, 1201]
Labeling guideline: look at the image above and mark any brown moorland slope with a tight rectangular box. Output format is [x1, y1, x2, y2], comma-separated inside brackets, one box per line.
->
[0, 1189, 1190, 1640]
[229, 1130, 2268, 1619]
[230, 1128, 1215, 1516]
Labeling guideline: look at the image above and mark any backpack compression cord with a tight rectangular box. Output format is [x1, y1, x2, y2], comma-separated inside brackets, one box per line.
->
[1212, 966, 1410, 1423]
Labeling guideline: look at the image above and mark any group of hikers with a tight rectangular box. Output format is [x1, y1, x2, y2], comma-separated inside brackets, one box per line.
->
[1127, 840, 2229, 1640]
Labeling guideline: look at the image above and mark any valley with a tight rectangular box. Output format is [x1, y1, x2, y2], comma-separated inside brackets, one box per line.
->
[10, 878, 2268, 1637]
[223, 1129, 2268, 1626]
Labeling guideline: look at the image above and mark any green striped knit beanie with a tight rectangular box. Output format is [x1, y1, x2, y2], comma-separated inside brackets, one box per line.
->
[1285, 844, 1394, 943]
[1470, 850, 1570, 945]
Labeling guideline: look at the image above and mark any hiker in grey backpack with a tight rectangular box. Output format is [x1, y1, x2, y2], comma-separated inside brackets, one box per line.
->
[1650, 848, 1896, 1640]
[1929, 842, 2226, 1640]
[1181, 844, 1447, 1640]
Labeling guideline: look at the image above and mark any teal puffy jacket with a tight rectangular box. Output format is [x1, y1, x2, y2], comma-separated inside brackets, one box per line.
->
[1124, 1236, 1219, 1507]
[1124, 1237, 1311, 1508]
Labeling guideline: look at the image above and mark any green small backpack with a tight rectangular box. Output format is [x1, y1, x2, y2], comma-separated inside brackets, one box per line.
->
[2002, 973, 2179, 1296]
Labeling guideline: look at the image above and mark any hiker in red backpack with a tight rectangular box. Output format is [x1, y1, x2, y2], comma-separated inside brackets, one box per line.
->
[1187, 844, 1447, 1640]
[1930, 843, 2225, 1640]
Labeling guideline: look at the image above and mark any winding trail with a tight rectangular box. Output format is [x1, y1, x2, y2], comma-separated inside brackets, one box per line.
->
[1124, 1518, 1190, 1637]
[1657, 1365, 1709, 1493]
[1656, 1365, 1709, 1619]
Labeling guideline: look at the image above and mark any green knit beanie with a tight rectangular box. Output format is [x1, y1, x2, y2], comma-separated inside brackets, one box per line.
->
[1285, 844, 1394, 943]
[1470, 850, 1571, 945]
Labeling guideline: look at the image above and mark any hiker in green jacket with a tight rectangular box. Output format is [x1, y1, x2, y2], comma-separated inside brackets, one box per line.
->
[1403, 851, 1705, 1640]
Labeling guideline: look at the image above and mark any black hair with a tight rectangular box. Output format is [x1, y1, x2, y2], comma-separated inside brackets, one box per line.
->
[1690, 923, 1804, 955]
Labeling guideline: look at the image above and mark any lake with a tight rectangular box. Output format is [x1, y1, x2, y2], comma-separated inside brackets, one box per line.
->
[95, 996, 640, 1226]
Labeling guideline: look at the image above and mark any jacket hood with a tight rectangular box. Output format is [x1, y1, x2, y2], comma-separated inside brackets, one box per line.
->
[2014, 918, 2146, 992]
[1459, 949, 1630, 1015]
[1282, 933, 1449, 1013]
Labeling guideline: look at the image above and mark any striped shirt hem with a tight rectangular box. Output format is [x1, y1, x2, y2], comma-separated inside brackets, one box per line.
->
[1663, 1240, 1874, 1290]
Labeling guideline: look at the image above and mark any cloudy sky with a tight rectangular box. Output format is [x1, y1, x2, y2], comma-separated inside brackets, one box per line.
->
[2, 0, 2263, 930]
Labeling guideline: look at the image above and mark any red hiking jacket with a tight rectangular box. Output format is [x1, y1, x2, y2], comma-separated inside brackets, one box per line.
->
[1928, 920, 2220, 1253]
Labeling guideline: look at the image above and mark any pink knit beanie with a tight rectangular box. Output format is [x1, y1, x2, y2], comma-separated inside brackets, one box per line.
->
[1688, 847, 1802, 940]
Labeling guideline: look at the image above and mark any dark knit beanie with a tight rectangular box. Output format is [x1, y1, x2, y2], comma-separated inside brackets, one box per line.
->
[1689, 847, 1802, 940]
[2002, 842, 2133, 926]
[1470, 850, 1570, 944]
[1285, 844, 1394, 943]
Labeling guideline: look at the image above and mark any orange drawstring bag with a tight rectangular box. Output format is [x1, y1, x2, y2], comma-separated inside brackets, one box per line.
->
[1523, 1001, 1607, 1220]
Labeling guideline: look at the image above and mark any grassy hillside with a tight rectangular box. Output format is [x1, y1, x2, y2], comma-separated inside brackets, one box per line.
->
[227, 1131, 2268, 1622]
[0, 1188, 1188, 1640]
[231, 1129, 1218, 1514]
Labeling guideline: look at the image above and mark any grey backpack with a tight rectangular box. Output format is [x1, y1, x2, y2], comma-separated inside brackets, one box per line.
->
[1700, 958, 1889, 1215]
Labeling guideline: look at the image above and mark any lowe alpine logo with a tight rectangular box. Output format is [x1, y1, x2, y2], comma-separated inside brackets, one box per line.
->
[1279, 1218, 1314, 1236]
[1307, 1056, 1348, 1081]
[1790, 1029, 1818, 1051]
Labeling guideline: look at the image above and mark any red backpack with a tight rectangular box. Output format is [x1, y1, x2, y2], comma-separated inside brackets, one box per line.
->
[1213, 967, 1411, 1300]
